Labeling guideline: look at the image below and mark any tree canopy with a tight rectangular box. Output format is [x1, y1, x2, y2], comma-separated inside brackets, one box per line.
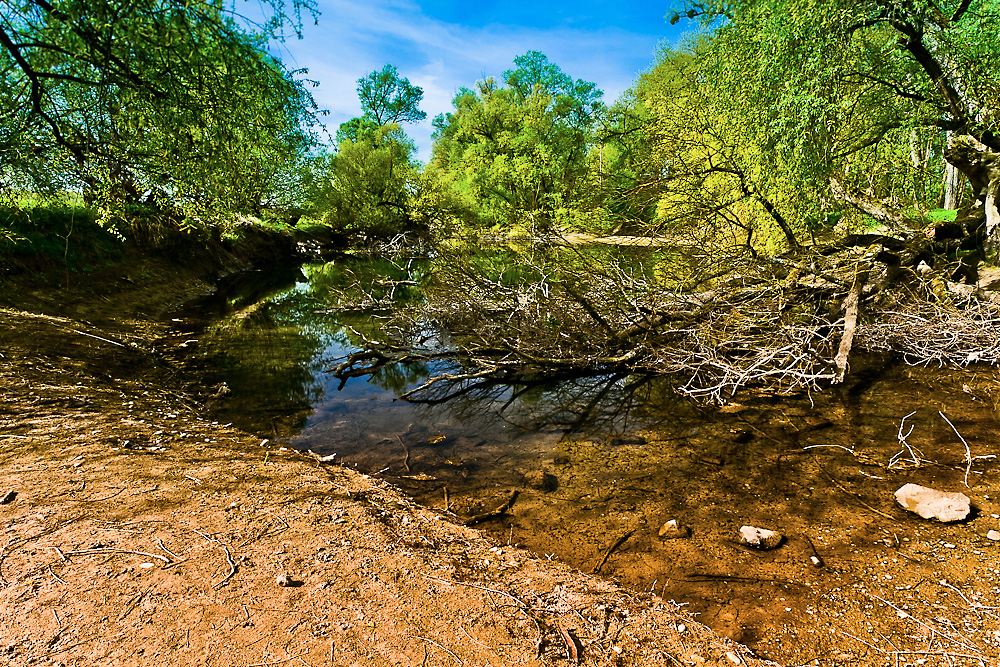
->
[356, 64, 427, 126]
[429, 51, 606, 232]
[0, 0, 321, 227]
[685, 0, 1000, 242]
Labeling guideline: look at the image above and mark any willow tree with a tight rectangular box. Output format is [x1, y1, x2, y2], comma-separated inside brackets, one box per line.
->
[679, 0, 1000, 274]
[430, 51, 605, 233]
[0, 0, 320, 229]
[599, 43, 808, 253]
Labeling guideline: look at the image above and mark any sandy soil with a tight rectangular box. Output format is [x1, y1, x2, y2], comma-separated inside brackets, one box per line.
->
[0, 260, 766, 667]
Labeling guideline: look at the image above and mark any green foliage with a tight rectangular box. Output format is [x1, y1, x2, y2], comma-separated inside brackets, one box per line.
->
[0, 0, 321, 233]
[927, 208, 959, 223]
[301, 124, 420, 238]
[335, 117, 382, 145]
[684, 0, 1000, 229]
[356, 64, 427, 125]
[428, 52, 605, 234]
[0, 200, 119, 266]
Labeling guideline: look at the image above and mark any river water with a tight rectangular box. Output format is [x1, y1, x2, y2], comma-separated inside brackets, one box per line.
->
[162, 252, 1000, 663]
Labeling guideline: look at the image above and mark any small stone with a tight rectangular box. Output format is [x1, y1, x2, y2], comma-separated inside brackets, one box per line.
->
[986, 530, 1000, 541]
[276, 573, 293, 587]
[139, 562, 155, 569]
[894, 483, 971, 522]
[553, 454, 571, 465]
[0, 490, 16, 504]
[739, 525, 783, 549]
[523, 471, 558, 492]
[726, 651, 742, 665]
[658, 519, 691, 539]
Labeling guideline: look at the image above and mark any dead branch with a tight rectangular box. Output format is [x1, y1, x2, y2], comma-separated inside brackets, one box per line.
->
[323, 236, 1000, 402]
[833, 262, 870, 382]
[211, 545, 238, 589]
[556, 624, 581, 664]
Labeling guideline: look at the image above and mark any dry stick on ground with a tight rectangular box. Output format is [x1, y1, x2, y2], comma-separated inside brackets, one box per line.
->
[63, 547, 171, 563]
[556, 624, 581, 664]
[591, 528, 636, 574]
[212, 545, 238, 589]
[414, 635, 464, 665]
[420, 574, 528, 609]
[155, 538, 181, 561]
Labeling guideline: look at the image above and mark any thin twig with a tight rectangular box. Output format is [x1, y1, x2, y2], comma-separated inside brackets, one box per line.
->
[63, 548, 170, 563]
[939, 411, 973, 487]
[414, 635, 464, 665]
[48, 565, 67, 584]
[44, 546, 67, 561]
[211, 545, 238, 589]
[464, 490, 520, 526]
[420, 574, 527, 609]
[395, 435, 411, 473]
[156, 538, 181, 560]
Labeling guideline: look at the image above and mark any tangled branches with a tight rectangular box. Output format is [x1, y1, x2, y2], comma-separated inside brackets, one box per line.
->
[325, 241, 1000, 403]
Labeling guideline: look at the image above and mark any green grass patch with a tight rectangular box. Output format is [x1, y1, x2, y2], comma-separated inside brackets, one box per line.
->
[926, 208, 958, 222]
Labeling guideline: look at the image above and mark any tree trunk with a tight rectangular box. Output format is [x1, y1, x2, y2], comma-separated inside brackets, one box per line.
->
[829, 176, 911, 231]
[942, 131, 962, 210]
[944, 135, 1000, 254]
[833, 264, 869, 383]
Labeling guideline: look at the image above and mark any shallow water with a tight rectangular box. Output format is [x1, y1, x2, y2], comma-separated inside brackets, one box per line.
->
[163, 254, 1000, 663]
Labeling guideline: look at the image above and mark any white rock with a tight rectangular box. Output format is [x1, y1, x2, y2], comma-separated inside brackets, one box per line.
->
[987, 530, 1000, 541]
[658, 519, 691, 539]
[739, 525, 782, 549]
[894, 483, 970, 522]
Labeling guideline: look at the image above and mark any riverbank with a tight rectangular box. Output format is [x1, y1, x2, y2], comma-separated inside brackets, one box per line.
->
[0, 258, 767, 666]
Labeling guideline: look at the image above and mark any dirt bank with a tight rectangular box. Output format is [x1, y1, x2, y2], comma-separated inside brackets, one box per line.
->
[0, 259, 766, 667]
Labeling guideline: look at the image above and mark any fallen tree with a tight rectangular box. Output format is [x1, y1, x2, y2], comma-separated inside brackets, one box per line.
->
[326, 234, 1000, 403]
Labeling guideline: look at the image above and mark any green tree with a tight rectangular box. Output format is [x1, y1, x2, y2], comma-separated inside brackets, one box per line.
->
[0, 0, 320, 228]
[601, 42, 810, 252]
[302, 124, 419, 238]
[356, 64, 427, 125]
[303, 64, 435, 239]
[429, 52, 605, 233]
[675, 0, 1000, 269]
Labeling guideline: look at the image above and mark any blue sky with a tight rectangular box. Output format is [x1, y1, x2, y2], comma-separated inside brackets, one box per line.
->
[268, 0, 694, 161]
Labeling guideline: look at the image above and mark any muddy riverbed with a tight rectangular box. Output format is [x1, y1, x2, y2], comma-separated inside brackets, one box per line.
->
[3, 255, 1000, 666]
[158, 256, 1000, 666]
